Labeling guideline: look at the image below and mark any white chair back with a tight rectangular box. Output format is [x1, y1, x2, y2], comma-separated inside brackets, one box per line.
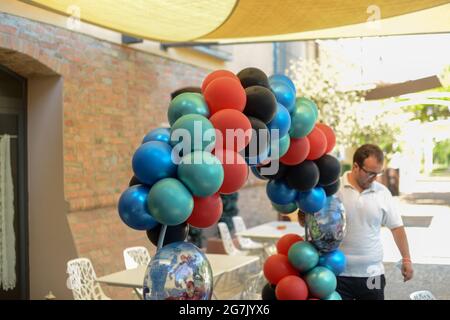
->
[218, 222, 243, 255]
[123, 246, 151, 269]
[232, 216, 253, 248]
[66, 258, 110, 300]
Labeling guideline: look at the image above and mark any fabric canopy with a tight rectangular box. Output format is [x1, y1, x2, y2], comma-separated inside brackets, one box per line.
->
[21, 0, 450, 43]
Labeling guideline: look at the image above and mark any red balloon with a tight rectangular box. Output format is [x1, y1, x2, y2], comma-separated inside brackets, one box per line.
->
[201, 70, 239, 93]
[210, 109, 252, 152]
[280, 137, 310, 165]
[263, 254, 298, 285]
[213, 149, 248, 194]
[276, 234, 304, 255]
[203, 77, 246, 115]
[316, 123, 336, 154]
[306, 126, 327, 160]
[187, 193, 223, 228]
[275, 275, 309, 300]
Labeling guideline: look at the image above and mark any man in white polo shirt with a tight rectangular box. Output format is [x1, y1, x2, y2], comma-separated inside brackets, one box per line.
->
[336, 144, 414, 300]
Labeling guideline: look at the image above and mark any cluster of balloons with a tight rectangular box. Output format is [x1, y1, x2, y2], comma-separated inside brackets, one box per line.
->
[117, 66, 346, 300]
[262, 229, 346, 300]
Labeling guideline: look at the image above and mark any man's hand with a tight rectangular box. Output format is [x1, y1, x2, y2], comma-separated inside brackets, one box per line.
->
[401, 262, 414, 282]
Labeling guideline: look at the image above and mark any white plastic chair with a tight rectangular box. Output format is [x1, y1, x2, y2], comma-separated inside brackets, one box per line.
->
[123, 246, 151, 299]
[240, 271, 266, 300]
[123, 246, 151, 270]
[66, 258, 111, 300]
[410, 290, 436, 300]
[218, 222, 248, 256]
[232, 216, 265, 251]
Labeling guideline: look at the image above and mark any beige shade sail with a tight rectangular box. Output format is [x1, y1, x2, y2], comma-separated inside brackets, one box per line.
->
[20, 0, 450, 43]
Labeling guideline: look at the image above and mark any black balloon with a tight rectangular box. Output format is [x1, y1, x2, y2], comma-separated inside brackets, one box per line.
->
[243, 86, 277, 124]
[240, 117, 270, 163]
[315, 154, 341, 186]
[256, 162, 288, 180]
[286, 160, 320, 191]
[261, 283, 277, 300]
[146, 223, 189, 247]
[129, 175, 142, 187]
[170, 86, 202, 99]
[237, 67, 270, 89]
[322, 179, 340, 197]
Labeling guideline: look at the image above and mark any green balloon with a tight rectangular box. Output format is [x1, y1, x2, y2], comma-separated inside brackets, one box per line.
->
[268, 133, 291, 161]
[148, 178, 194, 226]
[296, 97, 319, 120]
[271, 201, 298, 213]
[168, 92, 210, 126]
[288, 241, 319, 273]
[177, 151, 224, 197]
[324, 291, 342, 300]
[289, 102, 316, 138]
[170, 114, 216, 152]
[305, 266, 337, 299]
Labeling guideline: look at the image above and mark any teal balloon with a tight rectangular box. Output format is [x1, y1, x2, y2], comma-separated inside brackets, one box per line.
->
[296, 97, 318, 120]
[148, 178, 194, 226]
[170, 114, 216, 153]
[168, 93, 210, 126]
[269, 134, 290, 160]
[289, 102, 316, 138]
[288, 241, 319, 273]
[305, 266, 337, 299]
[271, 202, 298, 214]
[177, 151, 224, 197]
[323, 291, 342, 300]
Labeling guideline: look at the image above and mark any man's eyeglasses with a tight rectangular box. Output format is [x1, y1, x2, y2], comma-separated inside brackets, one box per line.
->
[360, 166, 384, 179]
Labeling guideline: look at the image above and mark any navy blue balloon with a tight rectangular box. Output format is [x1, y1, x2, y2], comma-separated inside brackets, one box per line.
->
[297, 187, 326, 214]
[269, 74, 296, 92]
[270, 80, 296, 112]
[267, 103, 292, 139]
[118, 185, 158, 230]
[266, 179, 298, 205]
[132, 141, 177, 186]
[142, 127, 171, 144]
[251, 166, 269, 180]
[319, 250, 347, 276]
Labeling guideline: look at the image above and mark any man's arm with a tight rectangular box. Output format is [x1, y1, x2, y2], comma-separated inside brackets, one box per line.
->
[390, 226, 414, 282]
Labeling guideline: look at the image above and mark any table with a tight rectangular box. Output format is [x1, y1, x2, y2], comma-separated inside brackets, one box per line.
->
[96, 253, 259, 299]
[235, 221, 305, 243]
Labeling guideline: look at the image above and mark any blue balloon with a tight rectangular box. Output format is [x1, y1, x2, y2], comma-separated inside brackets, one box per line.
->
[168, 92, 210, 126]
[177, 151, 224, 197]
[269, 74, 296, 92]
[170, 114, 216, 153]
[132, 141, 177, 186]
[148, 178, 194, 226]
[297, 187, 326, 214]
[319, 250, 347, 276]
[142, 127, 171, 144]
[118, 185, 158, 230]
[270, 81, 296, 112]
[251, 166, 269, 180]
[143, 241, 213, 300]
[266, 179, 298, 205]
[267, 103, 292, 138]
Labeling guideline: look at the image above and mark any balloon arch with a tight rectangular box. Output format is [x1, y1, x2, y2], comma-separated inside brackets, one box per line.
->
[118, 67, 346, 300]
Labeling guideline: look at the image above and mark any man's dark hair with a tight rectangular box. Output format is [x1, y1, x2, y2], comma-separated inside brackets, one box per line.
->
[353, 144, 384, 167]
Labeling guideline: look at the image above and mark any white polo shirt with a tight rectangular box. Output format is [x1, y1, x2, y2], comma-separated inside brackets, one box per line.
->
[337, 172, 403, 277]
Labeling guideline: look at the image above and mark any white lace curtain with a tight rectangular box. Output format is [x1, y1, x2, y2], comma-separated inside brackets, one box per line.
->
[0, 134, 16, 291]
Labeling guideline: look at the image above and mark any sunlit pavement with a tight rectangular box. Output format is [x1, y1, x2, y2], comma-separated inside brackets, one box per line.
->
[383, 176, 450, 299]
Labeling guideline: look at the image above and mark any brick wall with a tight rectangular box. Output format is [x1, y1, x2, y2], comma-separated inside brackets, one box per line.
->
[0, 13, 267, 299]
